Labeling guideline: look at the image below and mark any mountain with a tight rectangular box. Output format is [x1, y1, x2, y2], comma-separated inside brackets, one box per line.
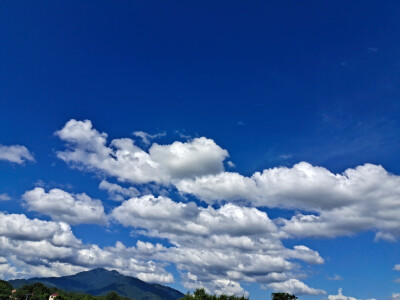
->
[8, 268, 184, 300]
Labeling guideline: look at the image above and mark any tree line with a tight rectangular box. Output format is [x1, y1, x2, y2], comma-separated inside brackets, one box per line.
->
[0, 279, 297, 300]
[0, 280, 128, 300]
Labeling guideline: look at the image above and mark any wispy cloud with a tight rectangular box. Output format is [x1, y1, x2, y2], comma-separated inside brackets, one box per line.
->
[133, 131, 166, 145]
[0, 193, 11, 201]
[327, 274, 343, 281]
[368, 47, 379, 53]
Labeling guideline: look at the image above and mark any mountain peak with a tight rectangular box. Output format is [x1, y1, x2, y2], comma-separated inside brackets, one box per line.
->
[9, 268, 183, 300]
[84, 267, 117, 273]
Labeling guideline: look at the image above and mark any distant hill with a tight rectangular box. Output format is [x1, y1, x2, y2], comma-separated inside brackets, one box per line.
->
[8, 268, 184, 300]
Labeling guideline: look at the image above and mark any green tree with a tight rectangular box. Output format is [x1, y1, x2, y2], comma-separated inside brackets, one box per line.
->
[0, 279, 13, 299]
[193, 288, 208, 299]
[106, 291, 119, 300]
[271, 292, 298, 300]
[14, 282, 52, 300]
[180, 288, 248, 300]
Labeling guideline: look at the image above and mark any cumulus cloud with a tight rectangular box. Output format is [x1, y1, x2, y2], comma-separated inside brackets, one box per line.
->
[112, 195, 278, 238]
[177, 163, 400, 240]
[0, 212, 81, 246]
[99, 180, 139, 201]
[0, 144, 34, 164]
[328, 288, 357, 300]
[112, 195, 324, 296]
[52, 119, 400, 294]
[0, 212, 173, 283]
[55, 120, 400, 241]
[22, 187, 107, 225]
[56, 119, 228, 184]
[177, 162, 391, 210]
[0, 193, 11, 201]
[267, 279, 326, 295]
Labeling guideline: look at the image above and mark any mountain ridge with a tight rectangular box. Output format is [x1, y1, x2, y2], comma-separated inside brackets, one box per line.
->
[8, 268, 184, 300]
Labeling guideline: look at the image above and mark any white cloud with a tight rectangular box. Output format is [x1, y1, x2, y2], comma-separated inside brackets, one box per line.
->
[99, 180, 139, 201]
[56, 119, 228, 184]
[227, 161, 235, 168]
[393, 293, 400, 300]
[327, 274, 343, 281]
[133, 131, 166, 145]
[55, 120, 400, 241]
[0, 193, 11, 201]
[284, 245, 324, 265]
[177, 162, 385, 210]
[0, 212, 173, 283]
[23, 187, 107, 225]
[0, 212, 81, 246]
[0, 144, 34, 164]
[328, 288, 357, 300]
[394, 264, 400, 271]
[52, 120, 400, 294]
[267, 279, 326, 295]
[112, 195, 278, 238]
[374, 231, 396, 242]
[112, 195, 324, 296]
[177, 163, 400, 239]
[137, 272, 174, 283]
[0, 258, 18, 278]
[149, 138, 228, 179]
[212, 279, 249, 297]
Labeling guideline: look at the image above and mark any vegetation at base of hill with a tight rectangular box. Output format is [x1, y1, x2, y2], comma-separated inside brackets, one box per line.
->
[1, 279, 298, 300]
[180, 288, 248, 300]
[2, 282, 130, 300]
[271, 293, 298, 300]
[0, 279, 13, 299]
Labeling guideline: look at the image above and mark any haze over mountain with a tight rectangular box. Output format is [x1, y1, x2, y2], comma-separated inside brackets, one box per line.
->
[8, 268, 184, 300]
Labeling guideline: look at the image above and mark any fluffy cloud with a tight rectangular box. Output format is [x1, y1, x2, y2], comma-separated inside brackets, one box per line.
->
[0, 212, 81, 246]
[177, 163, 400, 240]
[22, 187, 107, 225]
[177, 162, 397, 210]
[328, 288, 357, 300]
[279, 188, 400, 239]
[112, 195, 324, 296]
[0, 144, 34, 164]
[56, 119, 228, 184]
[149, 138, 228, 179]
[99, 180, 140, 201]
[55, 120, 400, 241]
[267, 279, 326, 295]
[112, 195, 278, 238]
[52, 119, 400, 295]
[0, 212, 173, 283]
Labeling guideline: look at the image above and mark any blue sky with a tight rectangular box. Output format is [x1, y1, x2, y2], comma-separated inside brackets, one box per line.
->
[1, 1, 400, 299]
